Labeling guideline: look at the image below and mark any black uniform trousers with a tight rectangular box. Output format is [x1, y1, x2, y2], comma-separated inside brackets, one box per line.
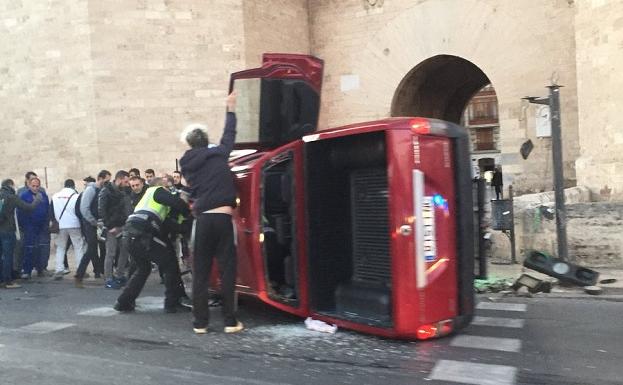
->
[192, 213, 237, 328]
[116, 229, 179, 309]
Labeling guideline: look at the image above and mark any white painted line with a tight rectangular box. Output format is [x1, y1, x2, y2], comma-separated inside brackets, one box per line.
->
[477, 302, 527, 312]
[19, 322, 75, 334]
[78, 307, 118, 317]
[472, 316, 525, 328]
[136, 296, 164, 311]
[451, 335, 522, 352]
[429, 359, 517, 385]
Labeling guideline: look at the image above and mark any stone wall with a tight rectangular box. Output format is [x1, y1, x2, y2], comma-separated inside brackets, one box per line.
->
[86, 0, 246, 178]
[309, 0, 580, 194]
[504, 186, 623, 267]
[0, 0, 96, 189]
[0, 0, 311, 190]
[574, 0, 623, 200]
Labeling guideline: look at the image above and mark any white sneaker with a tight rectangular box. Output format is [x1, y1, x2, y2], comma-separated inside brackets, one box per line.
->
[224, 321, 244, 334]
[62, 269, 71, 275]
[193, 327, 208, 334]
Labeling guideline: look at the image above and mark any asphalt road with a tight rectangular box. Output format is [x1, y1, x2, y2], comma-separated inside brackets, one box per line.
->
[1, 275, 622, 385]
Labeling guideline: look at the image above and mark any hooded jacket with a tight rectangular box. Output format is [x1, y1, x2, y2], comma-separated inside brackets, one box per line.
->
[179, 112, 237, 214]
[17, 188, 49, 228]
[0, 185, 40, 233]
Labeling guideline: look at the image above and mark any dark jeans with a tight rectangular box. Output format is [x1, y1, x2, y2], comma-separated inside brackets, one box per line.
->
[76, 222, 98, 279]
[0, 231, 17, 283]
[192, 213, 237, 328]
[494, 185, 503, 200]
[22, 225, 50, 275]
[116, 231, 179, 309]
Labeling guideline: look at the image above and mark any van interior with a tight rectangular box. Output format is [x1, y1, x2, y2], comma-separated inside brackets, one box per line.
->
[305, 131, 393, 327]
[261, 151, 298, 304]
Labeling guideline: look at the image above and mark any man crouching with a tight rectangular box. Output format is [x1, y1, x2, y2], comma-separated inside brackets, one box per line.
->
[113, 177, 190, 313]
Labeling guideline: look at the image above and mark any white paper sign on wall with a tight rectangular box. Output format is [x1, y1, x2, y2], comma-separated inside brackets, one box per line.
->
[340, 74, 360, 92]
[536, 105, 551, 137]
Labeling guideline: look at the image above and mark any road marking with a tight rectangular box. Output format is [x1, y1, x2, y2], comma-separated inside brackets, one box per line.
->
[476, 302, 527, 312]
[429, 359, 517, 385]
[451, 335, 522, 352]
[472, 316, 525, 328]
[136, 296, 165, 311]
[19, 322, 75, 334]
[78, 307, 118, 317]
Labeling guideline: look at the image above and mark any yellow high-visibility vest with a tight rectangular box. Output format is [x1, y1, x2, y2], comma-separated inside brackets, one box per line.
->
[134, 186, 170, 222]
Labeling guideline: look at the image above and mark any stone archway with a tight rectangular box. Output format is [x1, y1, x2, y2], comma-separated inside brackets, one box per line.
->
[391, 55, 490, 124]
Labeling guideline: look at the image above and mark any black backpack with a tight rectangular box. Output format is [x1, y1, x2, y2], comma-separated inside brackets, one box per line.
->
[74, 192, 83, 220]
[75, 186, 100, 221]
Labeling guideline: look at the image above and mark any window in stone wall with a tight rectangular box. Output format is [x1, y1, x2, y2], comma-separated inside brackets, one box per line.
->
[474, 127, 495, 151]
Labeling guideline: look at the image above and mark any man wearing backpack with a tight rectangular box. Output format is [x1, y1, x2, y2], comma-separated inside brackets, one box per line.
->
[74, 170, 111, 288]
[0, 179, 42, 288]
[51, 179, 84, 280]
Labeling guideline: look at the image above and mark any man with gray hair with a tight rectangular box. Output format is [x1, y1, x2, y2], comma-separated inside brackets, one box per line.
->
[179, 92, 243, 334]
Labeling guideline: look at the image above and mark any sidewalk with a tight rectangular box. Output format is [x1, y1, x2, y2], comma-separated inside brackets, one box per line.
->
[479, 261, 623, 301]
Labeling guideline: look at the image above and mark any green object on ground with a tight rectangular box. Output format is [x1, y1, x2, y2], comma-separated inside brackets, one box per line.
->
[474, 277, 514, 293]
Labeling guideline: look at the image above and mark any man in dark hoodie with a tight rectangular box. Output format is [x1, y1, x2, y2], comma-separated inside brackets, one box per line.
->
[179, 91, 243, 334]
[0, 179, 42, 288]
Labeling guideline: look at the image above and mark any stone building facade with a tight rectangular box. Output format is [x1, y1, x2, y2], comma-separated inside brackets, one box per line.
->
[0, 0, 621, 201]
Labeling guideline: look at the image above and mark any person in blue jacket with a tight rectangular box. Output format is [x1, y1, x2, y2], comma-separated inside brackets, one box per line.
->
[17, 177, 50, 279]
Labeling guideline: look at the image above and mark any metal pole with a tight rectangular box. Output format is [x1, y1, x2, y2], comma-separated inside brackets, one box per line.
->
[509, 185, 517, 264]
[475, 178, 487, 279]
[548, 85, 568, 261]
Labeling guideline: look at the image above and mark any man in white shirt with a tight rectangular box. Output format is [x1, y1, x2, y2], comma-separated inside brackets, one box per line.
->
[51, 179, 85, 280]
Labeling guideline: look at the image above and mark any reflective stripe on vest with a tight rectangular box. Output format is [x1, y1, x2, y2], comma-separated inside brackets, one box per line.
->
[134, 186, 170, 222]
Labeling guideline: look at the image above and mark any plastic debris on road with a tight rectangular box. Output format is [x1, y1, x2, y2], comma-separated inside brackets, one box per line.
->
[304, 317, 337, 334]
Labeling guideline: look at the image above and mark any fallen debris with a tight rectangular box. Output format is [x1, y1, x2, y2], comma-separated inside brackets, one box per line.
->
[584, 286, 603, 295]
[599, 278, 617, 285]
[304, 317, 337, 334]
[524, 250, 599, 287]
[474, 277, 514, 293]
[511, 274, 552, 294]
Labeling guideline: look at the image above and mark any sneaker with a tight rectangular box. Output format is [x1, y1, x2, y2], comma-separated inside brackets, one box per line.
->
[224, 321, 244, 334]
[179, 297, 193, 309]
[4, 282, 22, 289]
[104, 279, 121, 289]
[62, 269, 71, 275]
[53, 271, 64, 281]
[74, 278, 84, 288]
[37, 270, 51, 278]
[20, 273, 31, 280]
[193, 327, 208, 334]
[113, 301, 135, 312]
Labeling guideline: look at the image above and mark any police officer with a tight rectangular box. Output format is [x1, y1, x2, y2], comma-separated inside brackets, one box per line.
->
[113, 177, 191, 313]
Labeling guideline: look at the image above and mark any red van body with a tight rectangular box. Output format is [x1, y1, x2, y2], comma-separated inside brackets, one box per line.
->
[224, 54, 474, 340]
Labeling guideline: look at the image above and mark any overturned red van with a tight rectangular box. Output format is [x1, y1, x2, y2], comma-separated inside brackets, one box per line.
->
[226, 53, 474, 340]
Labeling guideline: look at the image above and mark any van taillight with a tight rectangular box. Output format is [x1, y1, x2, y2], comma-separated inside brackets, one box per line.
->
[410, 118, 431, 135]
[416, 319, 454, 340]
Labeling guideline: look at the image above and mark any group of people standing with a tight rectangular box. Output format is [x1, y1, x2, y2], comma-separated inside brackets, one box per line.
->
[0, 92, 242, 334]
